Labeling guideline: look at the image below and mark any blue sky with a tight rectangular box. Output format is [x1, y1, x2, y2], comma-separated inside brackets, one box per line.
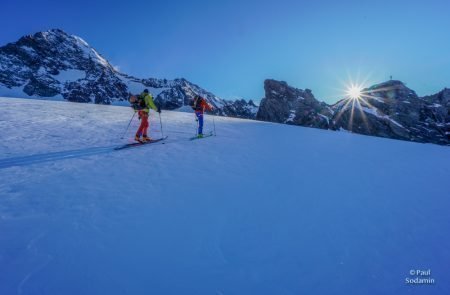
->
[2, 0, 450, 103]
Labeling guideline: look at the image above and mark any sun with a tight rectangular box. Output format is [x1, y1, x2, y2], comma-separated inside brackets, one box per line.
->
[347, 84, 363, 100]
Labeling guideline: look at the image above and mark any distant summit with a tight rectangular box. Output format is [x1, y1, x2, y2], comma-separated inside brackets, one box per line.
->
[257, 79, 449, 145]
[0, 29, 257, 118]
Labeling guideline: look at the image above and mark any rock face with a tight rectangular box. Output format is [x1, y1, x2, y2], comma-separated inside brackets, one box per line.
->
[222, 99, 258, 119]
[421, 88, 450, 134]
[0, 29, 256, 118]
[257, 79, 333, 129]
[0, 29, 128, 104]
[257, 79, 449, 145]
[332, 81, 449, 144]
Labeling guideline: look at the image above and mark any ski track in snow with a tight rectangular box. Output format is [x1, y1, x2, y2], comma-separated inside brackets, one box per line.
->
[1, 97, 450, 294]
[0, 136, 223, 169]
[0, 146, 115, 169]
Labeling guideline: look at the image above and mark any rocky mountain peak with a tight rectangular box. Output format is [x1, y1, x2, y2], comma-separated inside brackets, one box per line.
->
[257, 79, 332, 128]
[9, 28, 113, 72]
[263, 79, 315, 102]
[18, 29, 71, 45]
[257, 79, 449, 145]
[364, 80, 418, 101]
[423, 88, 450, 106]
[0, 29, 257, 118]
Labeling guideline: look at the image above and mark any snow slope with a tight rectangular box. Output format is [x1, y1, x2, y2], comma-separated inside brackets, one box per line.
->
[0, 97, 449, 295]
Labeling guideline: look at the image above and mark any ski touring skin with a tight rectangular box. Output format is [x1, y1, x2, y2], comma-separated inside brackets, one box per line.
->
[114, 136, 168, 150]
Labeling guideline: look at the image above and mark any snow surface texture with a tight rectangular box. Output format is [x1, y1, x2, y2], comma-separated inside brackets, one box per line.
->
[0, 97, 449, 294]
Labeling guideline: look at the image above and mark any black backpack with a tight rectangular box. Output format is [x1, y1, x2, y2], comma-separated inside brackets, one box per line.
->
[131, 94, 146, 110]
[137, 94, 147, 108]
[191, 96, 204, 111]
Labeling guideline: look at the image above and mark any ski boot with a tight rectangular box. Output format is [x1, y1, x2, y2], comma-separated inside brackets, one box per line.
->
[142, 135, 152, 142]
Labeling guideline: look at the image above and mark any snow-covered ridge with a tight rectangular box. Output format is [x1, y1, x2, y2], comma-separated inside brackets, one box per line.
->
[72, 35, 110, 68]
[0, 29, 256, 118]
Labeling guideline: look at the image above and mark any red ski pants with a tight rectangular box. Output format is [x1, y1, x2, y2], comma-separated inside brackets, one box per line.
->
[136, 111, 149, 136]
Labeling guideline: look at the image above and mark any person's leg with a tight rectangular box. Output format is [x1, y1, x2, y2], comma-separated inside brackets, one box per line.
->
[197, 113, 204, 135]
[142, 113, 149, 138]
[136, 111, 145, 139]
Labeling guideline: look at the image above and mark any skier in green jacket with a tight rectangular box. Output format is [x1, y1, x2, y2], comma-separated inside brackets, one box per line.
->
[130, 89, 159, 142]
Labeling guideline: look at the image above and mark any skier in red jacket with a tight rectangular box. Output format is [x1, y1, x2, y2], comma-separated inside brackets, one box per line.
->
[191, 95, 213, 138]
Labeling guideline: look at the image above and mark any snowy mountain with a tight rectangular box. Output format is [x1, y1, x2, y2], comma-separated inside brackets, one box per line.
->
[1, 29, 448, 145]
[0, 29, 257, 118]
[1, 97, 449, 294]
[257, 79, 450, 145]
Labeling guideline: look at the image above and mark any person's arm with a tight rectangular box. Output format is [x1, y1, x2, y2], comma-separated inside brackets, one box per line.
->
[145, 94, 158, 112]
[203, 100, 213, 112]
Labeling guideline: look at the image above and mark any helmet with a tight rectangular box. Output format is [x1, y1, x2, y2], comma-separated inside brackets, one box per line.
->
[143, 89, 149, 94]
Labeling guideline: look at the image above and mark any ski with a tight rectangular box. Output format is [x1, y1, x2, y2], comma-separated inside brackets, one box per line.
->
[114, 136, 168, 150]
[189, 132, 214, 141]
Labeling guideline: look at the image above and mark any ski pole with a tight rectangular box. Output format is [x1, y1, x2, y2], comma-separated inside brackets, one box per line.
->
[195, 113, 199, 136]
[212, 113, 216, 136]
[158, 110, 164, 138]
[120, 112, 136, 139]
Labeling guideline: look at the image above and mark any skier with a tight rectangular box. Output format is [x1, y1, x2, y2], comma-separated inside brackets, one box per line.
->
[130, 89, 160, 142]
[191, 95, 213, 138]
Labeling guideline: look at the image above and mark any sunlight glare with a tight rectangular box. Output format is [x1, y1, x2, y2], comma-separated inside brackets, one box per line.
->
[347, 84, 363, 100]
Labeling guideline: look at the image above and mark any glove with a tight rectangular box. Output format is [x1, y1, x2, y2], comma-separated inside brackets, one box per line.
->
[157, 105, 161, 113]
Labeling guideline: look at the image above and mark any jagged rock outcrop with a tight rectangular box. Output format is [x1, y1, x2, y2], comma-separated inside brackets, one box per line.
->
[257, 79, 449, 145]
[421, 88, 450, 132]
[332, 80, 448, 144]
[256, 79, 333, 129]
[0, 29, 256, 118]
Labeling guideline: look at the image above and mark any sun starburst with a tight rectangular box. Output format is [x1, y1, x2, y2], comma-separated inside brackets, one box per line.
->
[332, 73, 401, 132]
[347, 84, 363, 100]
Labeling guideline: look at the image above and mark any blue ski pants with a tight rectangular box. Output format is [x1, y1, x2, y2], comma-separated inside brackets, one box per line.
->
[196, 112, 204, 135]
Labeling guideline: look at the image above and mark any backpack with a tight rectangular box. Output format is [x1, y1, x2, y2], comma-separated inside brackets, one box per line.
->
[137, 94, 146, 109]
[192, 96, 204, 111]
[130, 93, 146, 110]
